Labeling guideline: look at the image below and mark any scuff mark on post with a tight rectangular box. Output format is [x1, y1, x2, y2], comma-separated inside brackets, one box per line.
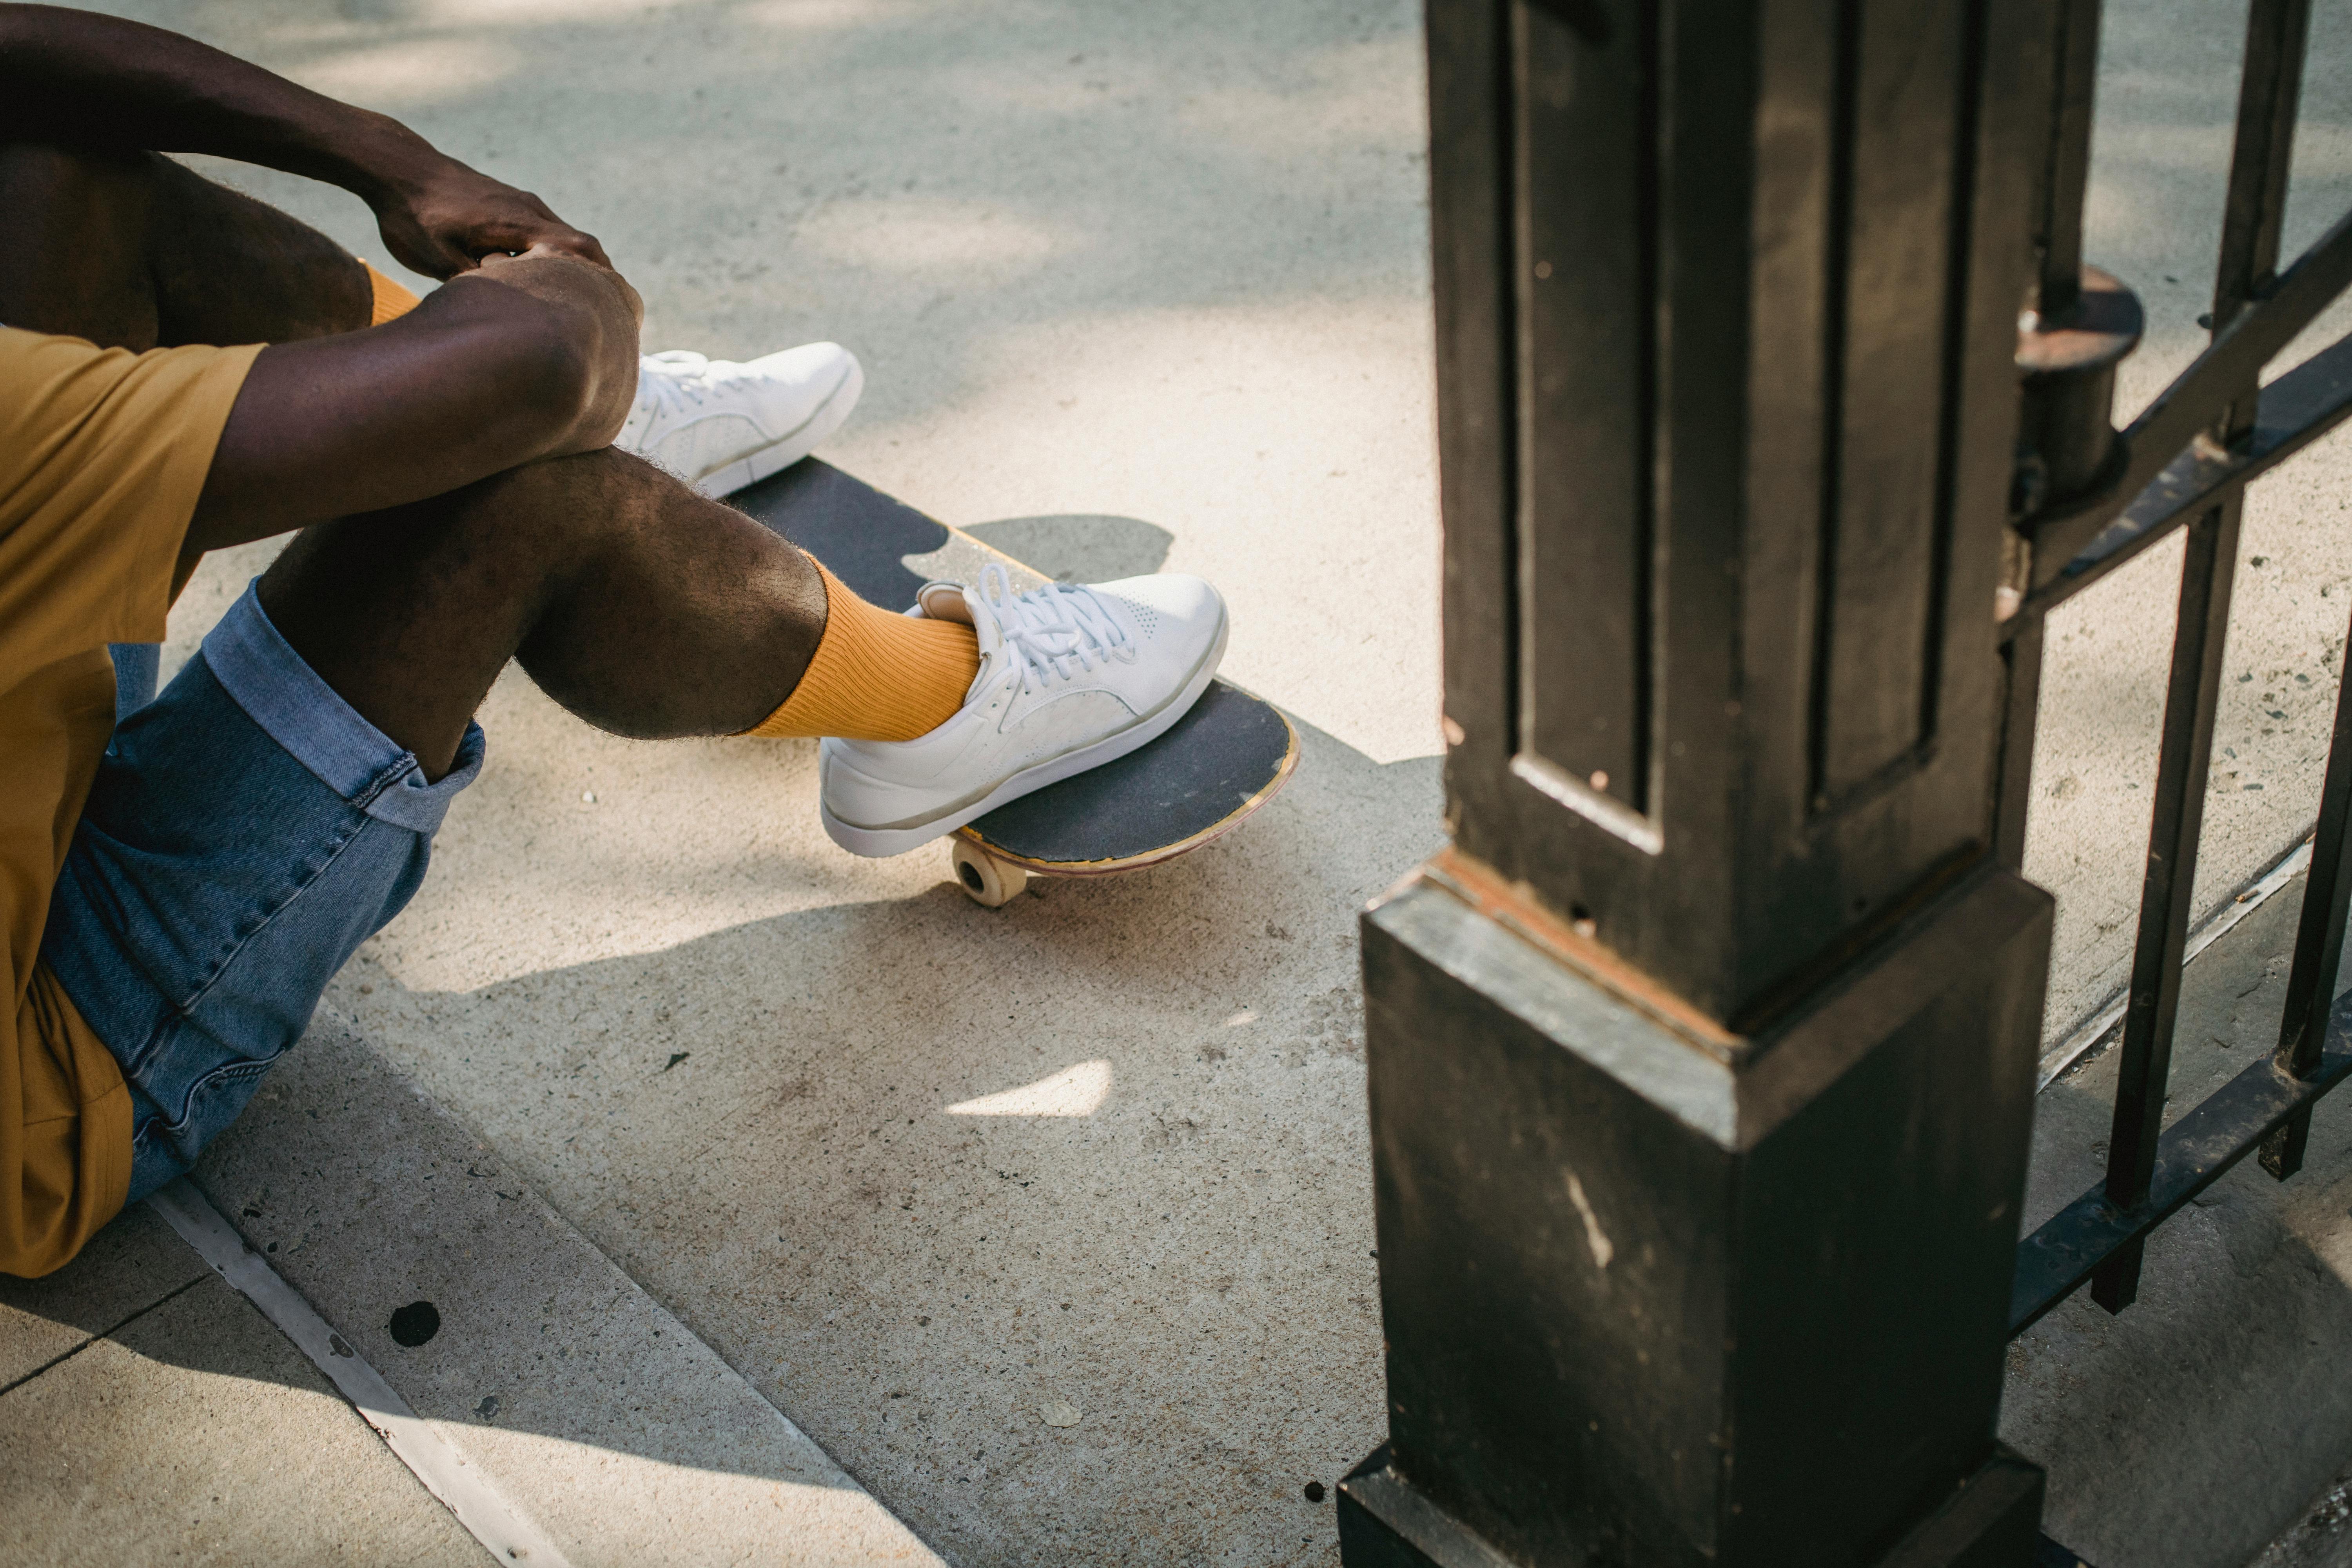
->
[1565, 1171, 1613, 1270]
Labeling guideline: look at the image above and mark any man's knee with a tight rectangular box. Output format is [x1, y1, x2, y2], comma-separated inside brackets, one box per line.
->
[265, 447, 653, 600]
[145, 154, 369, 345]
[0, 139, 162, 205]
[0, 141, 367, 348]
[472, 446, 699, 536]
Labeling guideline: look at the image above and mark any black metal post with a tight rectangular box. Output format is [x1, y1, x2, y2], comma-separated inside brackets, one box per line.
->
[1341, 1, 2060, 1562]
[2067, 0, 2279, 1287]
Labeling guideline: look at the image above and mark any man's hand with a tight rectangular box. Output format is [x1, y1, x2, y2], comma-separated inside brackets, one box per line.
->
[367, 152, 613, 279]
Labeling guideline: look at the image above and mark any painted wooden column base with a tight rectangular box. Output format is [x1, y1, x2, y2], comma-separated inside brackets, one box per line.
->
[1343, 860, 2052, 1565]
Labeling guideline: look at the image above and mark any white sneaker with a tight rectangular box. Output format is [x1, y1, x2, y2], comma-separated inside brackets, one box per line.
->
[819, 565, 1230, 857]
[615, 343, 864, 497]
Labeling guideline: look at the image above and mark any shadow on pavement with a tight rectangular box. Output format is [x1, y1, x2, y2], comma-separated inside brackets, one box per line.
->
[7, 530, 1440, 1568]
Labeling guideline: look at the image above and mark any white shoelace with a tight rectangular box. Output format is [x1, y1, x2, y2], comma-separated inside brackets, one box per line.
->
[632, 351, 718, 425]
[977, 564, 1136, 695]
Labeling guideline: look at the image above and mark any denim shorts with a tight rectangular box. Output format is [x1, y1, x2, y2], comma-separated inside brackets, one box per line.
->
[43, 583, 483, 1202]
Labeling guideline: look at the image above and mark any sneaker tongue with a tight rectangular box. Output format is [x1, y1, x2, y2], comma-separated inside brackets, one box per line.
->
[917, 580, 975, 625]
[916, 581, 1005, 701]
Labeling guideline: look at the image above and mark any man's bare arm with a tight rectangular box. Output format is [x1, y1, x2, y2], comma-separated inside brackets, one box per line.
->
[0, 3, 606, 276]
[191, 250, 644, 549]
[0, 5, 646, 544]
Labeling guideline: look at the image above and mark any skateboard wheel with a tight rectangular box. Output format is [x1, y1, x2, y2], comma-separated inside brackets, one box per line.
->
[950, 839, 1029, 907]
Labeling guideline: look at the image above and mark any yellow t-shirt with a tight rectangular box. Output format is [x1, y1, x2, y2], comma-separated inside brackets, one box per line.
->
[0, 325, 262, 1277]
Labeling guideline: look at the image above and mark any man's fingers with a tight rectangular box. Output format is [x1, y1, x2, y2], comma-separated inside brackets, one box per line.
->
[376, 214, 472, 281]
[486, 221, 610, 270]
[487, 243, 579, 268]
[455, 220, 610, 271]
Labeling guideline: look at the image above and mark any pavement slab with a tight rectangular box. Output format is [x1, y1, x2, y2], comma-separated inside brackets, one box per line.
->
[193, 1017, 946, 1568]
[0, 1203, 205, 1392]
[0, 1269, 487, 1567]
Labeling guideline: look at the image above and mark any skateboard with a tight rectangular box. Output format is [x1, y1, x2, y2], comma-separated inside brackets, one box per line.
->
[731, 460, 1299, 906]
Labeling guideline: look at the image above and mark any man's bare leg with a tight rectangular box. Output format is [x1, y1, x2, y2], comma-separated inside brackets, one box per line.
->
[0, 141, 827, 777]
[259, 450, 825, 777]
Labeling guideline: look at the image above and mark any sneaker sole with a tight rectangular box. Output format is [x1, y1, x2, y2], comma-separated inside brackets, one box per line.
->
[818, 614, 1231, 858]
[691, 356, 866, 499]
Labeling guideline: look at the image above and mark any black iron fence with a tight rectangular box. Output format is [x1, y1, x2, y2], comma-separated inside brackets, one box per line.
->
[2001, 0, 2352, 1334]
[1339, 0, 2352, 1563]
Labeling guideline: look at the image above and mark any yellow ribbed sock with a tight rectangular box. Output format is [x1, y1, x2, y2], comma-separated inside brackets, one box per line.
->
[365, 261, 421, 325]
[747, 563, 981, 741]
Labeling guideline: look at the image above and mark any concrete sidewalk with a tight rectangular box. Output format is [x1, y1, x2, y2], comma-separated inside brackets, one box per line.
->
[13, 0, 2352, 1563]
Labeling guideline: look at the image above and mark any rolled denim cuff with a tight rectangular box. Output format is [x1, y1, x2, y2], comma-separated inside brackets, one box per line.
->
[198, 580, 484, 835]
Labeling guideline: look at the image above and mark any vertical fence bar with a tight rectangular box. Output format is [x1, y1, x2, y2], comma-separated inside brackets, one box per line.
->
[2036, 0, 2101, 312]
[2263, 620, 2352, 1178]
[2261, 0, 2340, 1183]
[2225, 0, 2328, 1181]
[2090, 0, 2308, 1309]
[1996, 619, 2047, 871]
[2214, 0, 2313, 356]
[2092, 498, 2244, 1311]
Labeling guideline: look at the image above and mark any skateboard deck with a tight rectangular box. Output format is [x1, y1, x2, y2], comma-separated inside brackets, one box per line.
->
[732, 460, 1299, 904]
